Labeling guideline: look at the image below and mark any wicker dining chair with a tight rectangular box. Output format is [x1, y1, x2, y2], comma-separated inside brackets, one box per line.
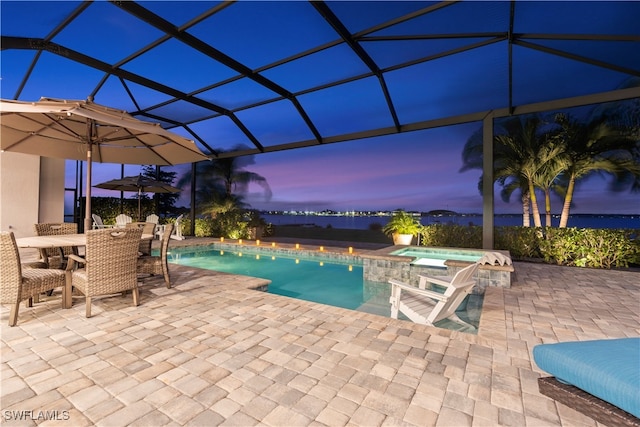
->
[137, 223, 174, 288]
[65, 227, 143, 318]
[0, 231, 67, 326]
[126, 222, 156, 256]
[33, 222, 78, 269]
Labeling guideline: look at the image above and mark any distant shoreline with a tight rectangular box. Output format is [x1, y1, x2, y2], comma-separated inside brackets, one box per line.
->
[262, 213, 639, 230]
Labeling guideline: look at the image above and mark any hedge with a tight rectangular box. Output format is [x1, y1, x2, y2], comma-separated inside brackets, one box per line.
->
[419, 224, 638, 269]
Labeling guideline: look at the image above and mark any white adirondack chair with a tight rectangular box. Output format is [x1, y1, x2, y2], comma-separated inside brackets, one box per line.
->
[171, 214, 185, 240]
[92, 214, 114, 229]
[389, 261, 480, 329]
[115, 214, 133, 228]
[145, 214, 160, 238]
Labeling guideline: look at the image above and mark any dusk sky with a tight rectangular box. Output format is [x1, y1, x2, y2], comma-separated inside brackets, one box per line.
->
[2, 1, 637, 216]
[80, 116, 638, 215]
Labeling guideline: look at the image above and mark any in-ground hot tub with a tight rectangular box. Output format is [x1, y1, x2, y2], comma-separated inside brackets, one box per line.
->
[390, 247, 485, 267]
[361, 246, 514, 293]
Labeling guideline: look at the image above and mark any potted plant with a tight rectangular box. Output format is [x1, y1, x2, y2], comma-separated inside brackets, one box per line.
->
[382, 210, 423, 245]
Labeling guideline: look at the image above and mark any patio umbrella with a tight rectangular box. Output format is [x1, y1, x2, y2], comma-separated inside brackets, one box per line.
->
[0, 97, 209, 232]
[95, 174, 181, 221]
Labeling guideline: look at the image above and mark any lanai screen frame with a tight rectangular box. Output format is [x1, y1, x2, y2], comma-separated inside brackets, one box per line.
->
[2, 1, 639, 247]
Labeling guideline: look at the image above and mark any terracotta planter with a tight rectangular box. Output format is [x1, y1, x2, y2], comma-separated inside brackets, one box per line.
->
[392, 233, 413, 245]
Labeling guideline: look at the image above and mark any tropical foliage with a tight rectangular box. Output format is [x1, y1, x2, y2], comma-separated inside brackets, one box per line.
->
[177, 145, 271, 237]
[419, 224, 639, 269]
[461, 96, 639, 228]
[179, 145, 271, 218]
[382, 210, 424, 236]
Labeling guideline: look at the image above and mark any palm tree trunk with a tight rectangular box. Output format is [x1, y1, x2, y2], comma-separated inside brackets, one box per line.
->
[559, 175, 576, 228]
[521, 191, 531, 227]
[544, 189, 552, 227]
[528, 181, 542, 227]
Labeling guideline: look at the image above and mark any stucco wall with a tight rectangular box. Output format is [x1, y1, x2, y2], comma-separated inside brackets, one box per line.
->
[0, 152, 65, 238]
[39, 157, 65, 223]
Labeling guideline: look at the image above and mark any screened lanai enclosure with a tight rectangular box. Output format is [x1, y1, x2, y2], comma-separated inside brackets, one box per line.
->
[2, 1, 639, 245]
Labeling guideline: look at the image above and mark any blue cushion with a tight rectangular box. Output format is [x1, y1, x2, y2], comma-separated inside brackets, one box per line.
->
[533, 338, 640, 418]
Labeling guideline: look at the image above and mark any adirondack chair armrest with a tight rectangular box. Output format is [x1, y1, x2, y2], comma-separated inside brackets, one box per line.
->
[389, 279, 448, 302]
[418, 275, 454, 288]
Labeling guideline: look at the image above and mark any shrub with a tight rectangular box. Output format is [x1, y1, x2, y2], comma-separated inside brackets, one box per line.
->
[539, 227, 640, 269]
[494, 226, 543, 259]
[194, 218, 216, 237]
[419, 224, 637, 269]
[419, 224, 481, 248]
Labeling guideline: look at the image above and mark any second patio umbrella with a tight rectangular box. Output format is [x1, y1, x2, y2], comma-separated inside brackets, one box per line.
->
[95, 174, 181, 221]
[0, 97, 209, 231]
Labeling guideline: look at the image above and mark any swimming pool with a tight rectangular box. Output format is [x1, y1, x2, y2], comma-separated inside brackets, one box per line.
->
[167, 245, 482, 332]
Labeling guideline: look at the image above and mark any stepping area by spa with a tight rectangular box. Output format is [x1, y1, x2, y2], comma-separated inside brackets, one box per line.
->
[2, 237, 638, 426]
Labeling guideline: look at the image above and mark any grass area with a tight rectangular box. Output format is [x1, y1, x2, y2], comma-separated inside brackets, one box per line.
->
[272, 225, 392, 245]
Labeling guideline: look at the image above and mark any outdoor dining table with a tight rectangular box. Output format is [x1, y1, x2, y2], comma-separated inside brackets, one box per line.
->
[16, 233, 153, 250]
[16, 233, 153, 308]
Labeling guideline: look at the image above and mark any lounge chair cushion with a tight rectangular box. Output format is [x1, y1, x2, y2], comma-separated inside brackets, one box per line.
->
[533, 337, 640, 418]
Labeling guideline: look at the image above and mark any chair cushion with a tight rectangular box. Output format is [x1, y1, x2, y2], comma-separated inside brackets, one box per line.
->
[533, 338, 640, 418]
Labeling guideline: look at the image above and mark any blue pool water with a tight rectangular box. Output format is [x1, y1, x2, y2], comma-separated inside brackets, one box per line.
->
[391, 247, 484, 267]
[167, 246, 481, 332]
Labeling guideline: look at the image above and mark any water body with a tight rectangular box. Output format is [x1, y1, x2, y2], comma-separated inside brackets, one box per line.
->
[263, 214, 639, 230]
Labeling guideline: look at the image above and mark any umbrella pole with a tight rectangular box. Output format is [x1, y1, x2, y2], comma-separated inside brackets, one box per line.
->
[84, 120, 94, 233]
[84, 146, 93, 233]
[138, 188, 142, 221]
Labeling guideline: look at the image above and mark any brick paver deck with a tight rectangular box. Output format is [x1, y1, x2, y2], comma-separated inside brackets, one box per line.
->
[2, 238, 638, 426]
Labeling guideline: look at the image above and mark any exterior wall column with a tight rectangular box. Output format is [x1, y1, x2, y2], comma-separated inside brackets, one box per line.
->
[482, 113, 495, 249]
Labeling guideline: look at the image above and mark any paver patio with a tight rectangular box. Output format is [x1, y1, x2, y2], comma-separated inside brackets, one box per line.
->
[2, 238, 638, 426]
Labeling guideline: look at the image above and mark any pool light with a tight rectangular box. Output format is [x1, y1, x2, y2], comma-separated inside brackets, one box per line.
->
[220, 237, 224, 242]
[295, 243, 300, 249]
[238, 239, 243, 245]
[348, 247, 353, 254]
[319, 246, 324, 252]
[256, 240, 260, 246]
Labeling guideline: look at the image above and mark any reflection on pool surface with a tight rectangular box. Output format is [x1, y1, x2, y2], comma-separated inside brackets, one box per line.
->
[168, 245, 482, 333]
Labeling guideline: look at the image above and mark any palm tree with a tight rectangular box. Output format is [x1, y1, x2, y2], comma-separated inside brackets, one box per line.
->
[590, 78, 640, 194]
[528, 129, 570, 227]
[493, 115, 562, 228]
[461, 118, 549, 227]
[179, 145, 271, 216]
[495, 171, 532, 227]
[554, 113, 639, 228]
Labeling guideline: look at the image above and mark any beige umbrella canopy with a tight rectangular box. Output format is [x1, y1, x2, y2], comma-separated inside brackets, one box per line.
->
[0, 97, 209, 231]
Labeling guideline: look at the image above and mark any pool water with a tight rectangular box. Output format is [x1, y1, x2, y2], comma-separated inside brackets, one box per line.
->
[167, 246, 482, 333]
[391, 247, 484, 267]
